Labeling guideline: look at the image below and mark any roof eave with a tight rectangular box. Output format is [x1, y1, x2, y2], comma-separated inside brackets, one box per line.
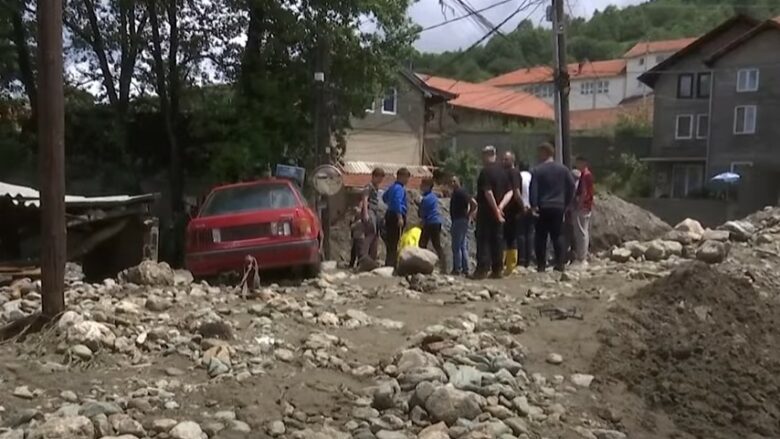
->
[706, 19, 780, 66]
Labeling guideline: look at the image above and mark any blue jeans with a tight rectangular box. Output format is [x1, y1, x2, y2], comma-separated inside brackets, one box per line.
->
[451, 218, 469, 274]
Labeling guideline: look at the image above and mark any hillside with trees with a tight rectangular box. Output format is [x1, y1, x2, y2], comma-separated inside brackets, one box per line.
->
[414, 0, 780, 82]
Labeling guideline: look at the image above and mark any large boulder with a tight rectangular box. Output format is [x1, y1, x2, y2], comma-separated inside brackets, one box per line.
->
[396, 247, 438, 276]
[609, 248, 632, 263]
[644, 240, 667, 262]
[722, 220, 756, 242]
[424, 385, 482, 425]
[696, 240, 730, 264]
[27, 416, 95, 439]
[664, 230, 701, 245]
[120, 260, 175, 286]
[675, 218, 705, 235]
[703, 229, 730, 242]
[661, 240, 684, 257]
[590, 194, 672, 252]
[624, 241, 648, 259]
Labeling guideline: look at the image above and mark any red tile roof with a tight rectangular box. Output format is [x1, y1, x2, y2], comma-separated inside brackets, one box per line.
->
[481, 60, 626, 88]
[421, 75, 554, 120]
[623, 37, 697, 58]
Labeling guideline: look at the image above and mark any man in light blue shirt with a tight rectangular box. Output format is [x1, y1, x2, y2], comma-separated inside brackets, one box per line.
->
[419, 178, 445, 271]
[382, 168, 410, 267]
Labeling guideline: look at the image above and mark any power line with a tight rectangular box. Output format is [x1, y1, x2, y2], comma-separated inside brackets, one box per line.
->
[419, 0, 516, 33]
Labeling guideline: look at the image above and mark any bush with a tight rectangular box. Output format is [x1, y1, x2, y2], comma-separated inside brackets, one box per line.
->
[601, 153, 651, 197]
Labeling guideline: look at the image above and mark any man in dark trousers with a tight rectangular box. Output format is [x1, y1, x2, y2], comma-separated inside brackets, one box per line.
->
[473, 145, 511, 279]
[530, 143, 575, 273]
[418, 178, 446, 272]
[382, 168, 410, 268]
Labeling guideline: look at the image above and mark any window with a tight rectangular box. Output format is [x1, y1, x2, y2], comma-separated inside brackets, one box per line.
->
[200, 183, 298, 217]
[675, 115, 694, 139]
[596, 80, 610, 94]
[697, 73, 711, 98]
[580, 82, 593, 95]
[677, 74, 694, 98]
[696, 114, 709, 139]
[639, 58, 645, 66]
[734, 105, 757, 135]
[730, 161, 753, 174]
[737, 69, 759, 92]
[382, 88, 397, 114]
[672, 164, 704, 198]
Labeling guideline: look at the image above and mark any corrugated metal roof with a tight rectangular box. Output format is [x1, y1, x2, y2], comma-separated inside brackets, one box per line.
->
[0, 181, 156, 207]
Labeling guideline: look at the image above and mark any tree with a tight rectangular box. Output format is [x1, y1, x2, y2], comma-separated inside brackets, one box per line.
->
[0, 0, 37, 123]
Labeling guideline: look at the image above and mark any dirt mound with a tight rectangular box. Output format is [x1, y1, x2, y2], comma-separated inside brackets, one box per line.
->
[595, 262, 780, 438]
[591, 193, 671, 251]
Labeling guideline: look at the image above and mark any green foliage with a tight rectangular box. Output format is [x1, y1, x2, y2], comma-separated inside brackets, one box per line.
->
[439, 148, 479, 194]
[601, 153, 652, 198]
[416, 0, 780, 81]
[614, 113, 653, 138]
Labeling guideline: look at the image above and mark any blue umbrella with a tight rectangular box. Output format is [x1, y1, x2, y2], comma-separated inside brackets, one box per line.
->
[711, 172, 741, 184]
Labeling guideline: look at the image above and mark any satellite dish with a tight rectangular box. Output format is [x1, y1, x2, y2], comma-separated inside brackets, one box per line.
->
[311, 165, 343, 196]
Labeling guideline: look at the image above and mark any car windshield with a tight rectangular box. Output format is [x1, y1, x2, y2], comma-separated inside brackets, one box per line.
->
[200, 183, 298, 216]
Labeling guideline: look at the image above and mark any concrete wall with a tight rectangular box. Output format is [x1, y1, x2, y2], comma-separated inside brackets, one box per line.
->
[625, 51, 676, 98]
[708, 29, 780, 177]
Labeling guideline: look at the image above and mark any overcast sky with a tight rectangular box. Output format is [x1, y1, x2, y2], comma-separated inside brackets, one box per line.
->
[412, 0, 645, 52]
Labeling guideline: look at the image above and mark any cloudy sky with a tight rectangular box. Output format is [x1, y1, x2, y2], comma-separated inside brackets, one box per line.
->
[412, 0, 645, 52]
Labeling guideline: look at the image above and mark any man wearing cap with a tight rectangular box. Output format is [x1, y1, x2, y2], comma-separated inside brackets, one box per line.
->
[473, 145, 511, 279]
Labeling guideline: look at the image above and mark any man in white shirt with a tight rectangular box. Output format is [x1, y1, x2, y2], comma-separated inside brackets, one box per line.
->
[518, 162, 534, 267]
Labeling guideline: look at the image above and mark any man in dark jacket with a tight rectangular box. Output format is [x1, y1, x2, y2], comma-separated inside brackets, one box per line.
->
[382, 168, 410, 268]
[473, 145, 511, 279]
[530, 143, 575, 273]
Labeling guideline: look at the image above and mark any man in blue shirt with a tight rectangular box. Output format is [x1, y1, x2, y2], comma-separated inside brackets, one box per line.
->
[418, 178, 446, 272]
[382, 168, 410, 267]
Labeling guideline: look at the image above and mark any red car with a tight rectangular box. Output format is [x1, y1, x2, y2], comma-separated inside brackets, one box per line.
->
[186, 178, 321, 278]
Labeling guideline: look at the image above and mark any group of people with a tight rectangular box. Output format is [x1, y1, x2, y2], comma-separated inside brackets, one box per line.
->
[349, 142, 594, 279]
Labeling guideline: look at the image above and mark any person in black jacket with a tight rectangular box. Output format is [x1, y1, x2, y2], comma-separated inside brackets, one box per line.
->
[529, 143, 575, 273]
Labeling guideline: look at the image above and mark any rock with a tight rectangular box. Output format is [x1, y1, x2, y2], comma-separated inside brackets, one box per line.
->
[592, 429, 627, 439]
[317, 312, 340, 326]
[60, 390, 78, 402]
[28, 416, 94, 439]
[417, 422, 449, 439]
[274, 348, 295, 362]
[399, 367, 447, 390]
[696, 240, 729, 264]
[609, 248, 632, 263]
[397, 348, 439, 373]
[396, 247, 438, 276]
[372, 267, 396, 278]
[504, 417, 529, 435]
[169, 421, 204, 439]
[66, 321, 116, 351]
[372, 380, 400, 410]
[664, 230, 701, 245]
[228, 420, 251, 433]
[424, 385, 482, 425]
[267, 420, 286, 436]
[70, 344, 93, 360]
[120, 260, 175, 286]
[13, 386, 34, 399]
[757, 234, 774, 244]
[198, 322, 233, 340]
[644, 240, 667, 261]
[675, 218, 705, 235]
[703, 229, 730, 242]
[79, 401, 123, 418]
[151, 419, 178, 433]
[722, 220, 756, 241]
[376, 431, 408, 439]
[173, 269, 194, 286]
[448, 365, 483, 389]
[145, 297, 172, 312]
[109, 414, 145, 437]
[0, 430, 24, 439]
[624, 241, 647, 259]
[57, 311, 84, 330]
[661, 240, 683, 257]
[546, 353, 563, 365]
[571, 373, 595, 388]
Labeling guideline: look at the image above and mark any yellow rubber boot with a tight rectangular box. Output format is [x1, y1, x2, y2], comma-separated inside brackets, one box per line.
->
[503, 249, 518, 276]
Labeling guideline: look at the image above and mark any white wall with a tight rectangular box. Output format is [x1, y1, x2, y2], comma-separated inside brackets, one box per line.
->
[570, 76, 626, 110]
[625, 51, 675, 98]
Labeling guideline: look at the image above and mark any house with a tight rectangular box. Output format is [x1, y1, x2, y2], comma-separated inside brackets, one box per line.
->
[482, 60, 628, 111]
[623, 37, 697, 99]
[638, 15, 760, 198]
[704, 17, 780, 179]
[343, 70, 453, 167]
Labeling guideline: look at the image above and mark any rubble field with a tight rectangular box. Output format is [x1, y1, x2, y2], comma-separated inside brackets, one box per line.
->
[2, 205, 780, 439]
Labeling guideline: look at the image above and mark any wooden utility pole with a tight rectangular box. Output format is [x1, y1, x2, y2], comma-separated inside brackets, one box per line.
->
[551, 0, 571, 166]
[37, 0, 66, 318]
[313, 35, 332, 259]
